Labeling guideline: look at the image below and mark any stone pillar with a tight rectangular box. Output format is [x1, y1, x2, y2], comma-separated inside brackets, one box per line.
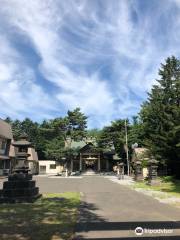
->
[148, 159, 159, 185]
[80, 153, 82, 171]
[118, 162, 124, 180]
[98, 154, 101, 171]
[71, 159, 73, 172]
[106, 159, 109, 171]
[65, 168, 68, 177]
[134, 161, 143, 181]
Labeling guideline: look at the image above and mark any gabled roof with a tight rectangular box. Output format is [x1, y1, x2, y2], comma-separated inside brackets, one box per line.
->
[0, 119, 13, 139]
[71, 140, 87, 149]
[80, 142, 99, 153]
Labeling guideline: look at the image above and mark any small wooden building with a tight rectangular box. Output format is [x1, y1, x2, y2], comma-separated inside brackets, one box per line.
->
[0, 119, 39, 175]
[0, 119, 13, 175]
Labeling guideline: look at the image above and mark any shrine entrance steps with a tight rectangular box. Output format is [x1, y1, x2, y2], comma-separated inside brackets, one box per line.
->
[81, 169, 97, 176]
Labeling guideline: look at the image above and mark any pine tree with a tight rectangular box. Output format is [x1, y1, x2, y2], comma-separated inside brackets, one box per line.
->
[140, 56, 180, 177]
[98, 119, 127, 161]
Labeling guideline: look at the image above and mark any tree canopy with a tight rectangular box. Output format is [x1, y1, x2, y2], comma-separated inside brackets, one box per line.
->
[139, 56, 180, 177]
[4, 108, 88, 161]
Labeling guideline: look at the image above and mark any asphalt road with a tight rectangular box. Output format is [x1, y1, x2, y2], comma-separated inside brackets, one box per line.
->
[33, 175, 180, 239]
[1, 175, 180, 239]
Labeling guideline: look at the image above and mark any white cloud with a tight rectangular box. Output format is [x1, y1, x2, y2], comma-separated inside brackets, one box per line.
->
[0, 36, 57, 120]
[0, 0, 116, 123]
[0, 0, 179, 127]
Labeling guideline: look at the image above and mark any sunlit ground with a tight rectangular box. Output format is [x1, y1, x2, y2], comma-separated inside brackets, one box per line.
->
[132, 178, 180, 208]
[0, 192, 80, 240]
[134, 178, 180, 196]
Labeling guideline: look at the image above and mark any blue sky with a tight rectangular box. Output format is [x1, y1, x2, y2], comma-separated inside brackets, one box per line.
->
[0, 0, 180, 128]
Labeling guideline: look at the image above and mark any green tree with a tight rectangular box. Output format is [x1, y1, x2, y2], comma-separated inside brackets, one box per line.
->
[87, 128, 101, 139]
[140, 56, 180, 177]
[4, 117, 12, 124]
[98, 119, 127, 161]
[51, 108, 87, 142]
[44, 137, 64, 161]
[67, 107, 88, 140]
[42, 108, 88, 161]
[3, 108, 87, 161]
[128, 116, 144, 148]
[21, 118, 39, 142]
[11, 119, 23, 140]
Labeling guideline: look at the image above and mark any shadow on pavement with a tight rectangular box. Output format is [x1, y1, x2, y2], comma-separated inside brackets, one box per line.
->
[74, 201, 180, 240]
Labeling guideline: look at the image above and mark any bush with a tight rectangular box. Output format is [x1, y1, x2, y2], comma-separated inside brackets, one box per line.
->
[161, 175, 175, 182]
[141, 159, 148, 168]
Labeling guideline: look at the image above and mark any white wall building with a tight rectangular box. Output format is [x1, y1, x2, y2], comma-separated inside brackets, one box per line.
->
[39, 160, 63, 175]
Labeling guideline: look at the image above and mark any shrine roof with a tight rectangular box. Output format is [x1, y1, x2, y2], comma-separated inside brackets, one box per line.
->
[66, 137, 115, 154]
[71, 140, 87, 149]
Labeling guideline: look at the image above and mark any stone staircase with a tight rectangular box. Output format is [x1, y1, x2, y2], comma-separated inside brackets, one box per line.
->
[81, 169, 97, 176]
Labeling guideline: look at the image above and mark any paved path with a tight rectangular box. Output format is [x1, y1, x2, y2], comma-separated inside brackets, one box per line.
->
[32, 176, 180, 239]
[1, 176, 180, 239]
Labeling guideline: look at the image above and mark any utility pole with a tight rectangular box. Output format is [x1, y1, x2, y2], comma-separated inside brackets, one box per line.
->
[125, 119, 130, 176]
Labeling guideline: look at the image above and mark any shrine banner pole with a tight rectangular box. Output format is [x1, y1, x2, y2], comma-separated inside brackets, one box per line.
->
[80, 153, 82, 171]
[125, 119, 130, 176]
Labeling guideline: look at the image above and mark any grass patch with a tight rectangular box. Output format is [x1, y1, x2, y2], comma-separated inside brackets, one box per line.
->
[133, 178, 180, 197]
[0, 192, 80, 240]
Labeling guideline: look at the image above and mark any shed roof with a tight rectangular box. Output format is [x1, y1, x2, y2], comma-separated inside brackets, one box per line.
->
[0, 119, 13, 139]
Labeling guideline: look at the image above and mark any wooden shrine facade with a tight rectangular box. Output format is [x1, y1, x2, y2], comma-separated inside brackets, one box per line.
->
[69, 142, 116, 172]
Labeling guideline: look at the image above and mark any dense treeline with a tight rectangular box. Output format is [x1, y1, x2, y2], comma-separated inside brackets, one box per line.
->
[4, 56, 180, 177]
[5, 108, 88, 160]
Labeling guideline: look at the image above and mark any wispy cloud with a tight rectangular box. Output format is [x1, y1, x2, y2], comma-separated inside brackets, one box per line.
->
[0, 35, 57, 120]
[0, 0, 179, 127]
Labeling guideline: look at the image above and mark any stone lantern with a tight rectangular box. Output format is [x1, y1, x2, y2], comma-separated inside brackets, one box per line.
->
[134, 160, 143, 181]
[0, 133, 41, 203]
[148, 158, 159, 185]
[62, 157, 68, 177]
[13, 133, 31, 171]
[117, 162, 124, 180]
